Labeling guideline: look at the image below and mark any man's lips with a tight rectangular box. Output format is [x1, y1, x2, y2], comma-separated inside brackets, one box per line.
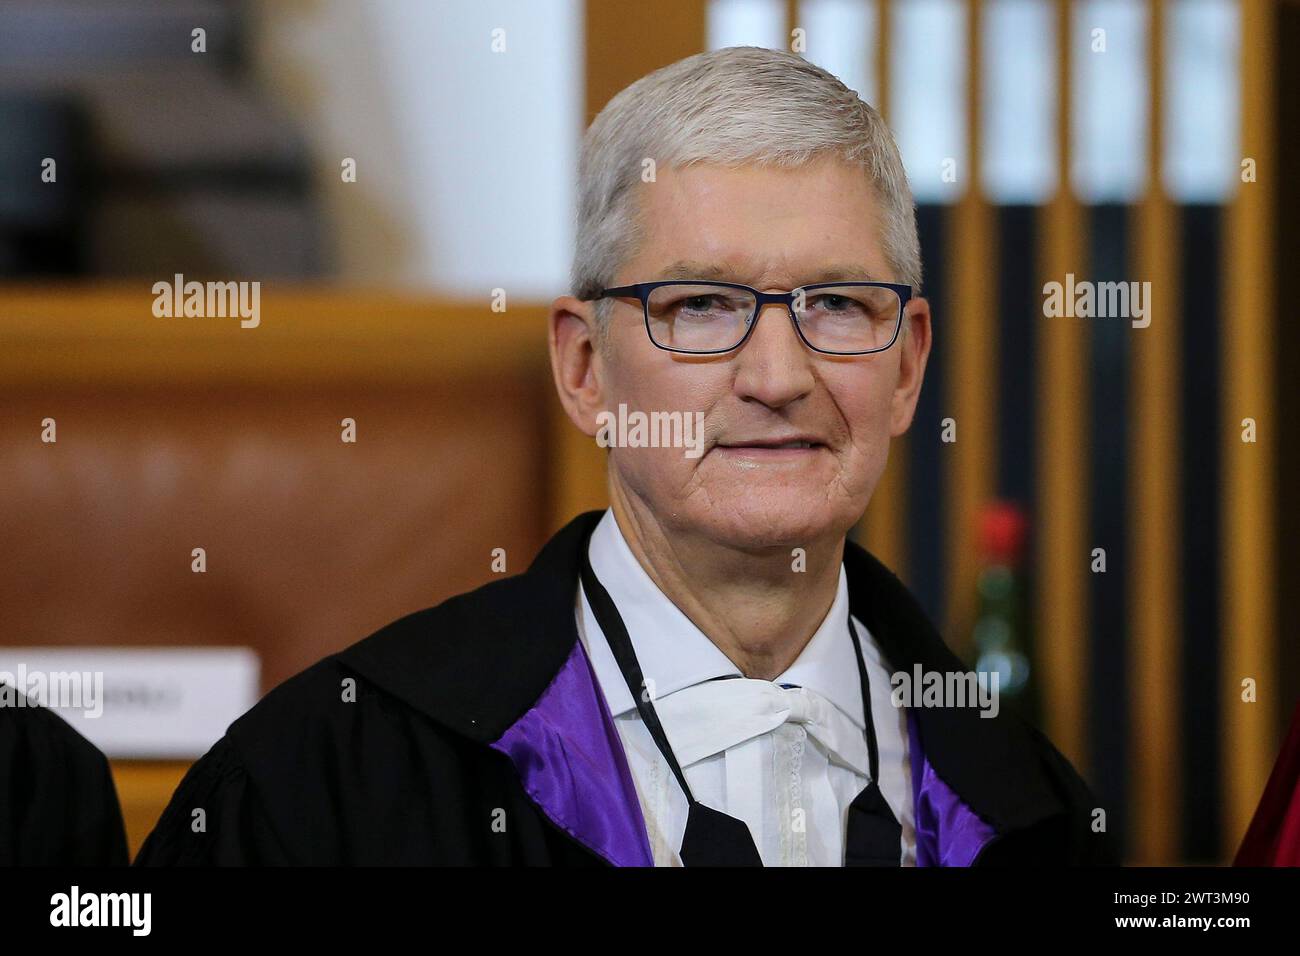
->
[715, 435, 826, 449]
[711, 436, 829, 455]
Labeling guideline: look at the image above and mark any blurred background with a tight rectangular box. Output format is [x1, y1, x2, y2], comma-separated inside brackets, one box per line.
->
[0, 0, 1294, 866]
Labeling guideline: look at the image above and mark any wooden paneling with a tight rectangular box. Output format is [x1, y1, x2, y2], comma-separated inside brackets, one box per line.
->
[1129, 0, 1180, 865]
[583, 0, 707, 124]
[1036, 0, 1089, 773]
[111, 761, 191, 861]
[0, 381, 550, 689]
[856, 0, 905, 572]
[944, 0, 997, 660]
[0, 291, 556, 670]
[1222, 0, 1279, 858]
[0, 284, 549, 385]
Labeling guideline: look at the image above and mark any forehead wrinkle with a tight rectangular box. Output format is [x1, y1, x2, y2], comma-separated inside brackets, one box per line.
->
[654, 259, 882, 286]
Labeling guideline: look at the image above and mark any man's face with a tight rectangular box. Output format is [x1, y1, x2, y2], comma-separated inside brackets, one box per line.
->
[572, 155, 930, 551]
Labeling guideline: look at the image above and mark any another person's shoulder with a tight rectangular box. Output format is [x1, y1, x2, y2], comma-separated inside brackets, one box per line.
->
[1, 682, 112, 767]
[0, 684, 129, 865]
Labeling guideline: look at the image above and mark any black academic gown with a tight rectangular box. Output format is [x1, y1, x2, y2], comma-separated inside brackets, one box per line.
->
[134, 511, 1118, 866]
[0, 686, 129, 866]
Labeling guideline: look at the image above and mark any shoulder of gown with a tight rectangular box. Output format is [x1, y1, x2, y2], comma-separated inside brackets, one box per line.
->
[132, 607, 543, 865]
[0, 686, 129, 865]
[132, 651, 443, 865]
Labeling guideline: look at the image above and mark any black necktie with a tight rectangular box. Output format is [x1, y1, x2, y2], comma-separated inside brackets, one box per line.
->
[579, 538, 902, 867]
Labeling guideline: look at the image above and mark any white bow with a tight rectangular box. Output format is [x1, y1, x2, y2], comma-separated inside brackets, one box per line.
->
[654, 678, 872, 778]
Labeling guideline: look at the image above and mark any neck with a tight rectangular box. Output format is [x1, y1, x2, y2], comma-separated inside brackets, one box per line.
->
[606, 485, 845, 681]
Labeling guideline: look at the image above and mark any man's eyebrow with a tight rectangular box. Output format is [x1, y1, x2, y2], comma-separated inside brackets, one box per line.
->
[655, 261, 882, 283]
[806, 265, 882, 283]
[658, 260, 730, 280]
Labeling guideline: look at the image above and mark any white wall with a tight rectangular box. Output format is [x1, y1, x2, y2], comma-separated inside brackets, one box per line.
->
[248, 0, 582, 298]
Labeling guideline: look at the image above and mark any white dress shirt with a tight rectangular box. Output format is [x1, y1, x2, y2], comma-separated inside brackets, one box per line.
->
[574, 509, 916, 867]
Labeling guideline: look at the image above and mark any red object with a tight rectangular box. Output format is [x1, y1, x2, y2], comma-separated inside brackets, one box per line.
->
[979, 500, 1028, 566]
[1234, 700, 1300, 866]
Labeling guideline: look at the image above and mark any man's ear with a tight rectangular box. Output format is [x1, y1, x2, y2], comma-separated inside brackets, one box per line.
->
[890, 295, 932, 437]
[549, 295, 607, 438]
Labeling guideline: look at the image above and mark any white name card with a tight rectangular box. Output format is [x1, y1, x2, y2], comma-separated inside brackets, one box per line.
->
[0, 647, 259, 759]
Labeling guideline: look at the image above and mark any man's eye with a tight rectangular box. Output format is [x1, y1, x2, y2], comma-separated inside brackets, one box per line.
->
[818, 295, 854, 311]
[682, 296, 718, 311]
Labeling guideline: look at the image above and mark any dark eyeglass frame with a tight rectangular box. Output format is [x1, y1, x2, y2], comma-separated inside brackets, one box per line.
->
[595, 279, 913, 355]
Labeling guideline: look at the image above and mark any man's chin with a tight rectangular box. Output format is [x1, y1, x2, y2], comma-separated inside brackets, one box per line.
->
[685, 500, 847, 552]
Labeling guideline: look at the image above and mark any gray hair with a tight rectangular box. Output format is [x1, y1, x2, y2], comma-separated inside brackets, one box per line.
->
[571, 46, 922, 332]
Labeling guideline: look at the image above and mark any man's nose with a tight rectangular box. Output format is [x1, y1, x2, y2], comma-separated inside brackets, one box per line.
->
[731, 299, 816, 408]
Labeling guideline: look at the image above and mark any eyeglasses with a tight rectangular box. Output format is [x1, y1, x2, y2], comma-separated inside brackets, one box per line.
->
[595, 280, 912, 355]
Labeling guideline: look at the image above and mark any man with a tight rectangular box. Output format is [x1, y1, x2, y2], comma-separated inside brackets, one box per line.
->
[136, 46, 1114, 866]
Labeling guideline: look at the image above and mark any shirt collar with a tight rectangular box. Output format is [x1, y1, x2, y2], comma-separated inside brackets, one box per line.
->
[775, 567, 866, 731]
[577, 508, 866, 730]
